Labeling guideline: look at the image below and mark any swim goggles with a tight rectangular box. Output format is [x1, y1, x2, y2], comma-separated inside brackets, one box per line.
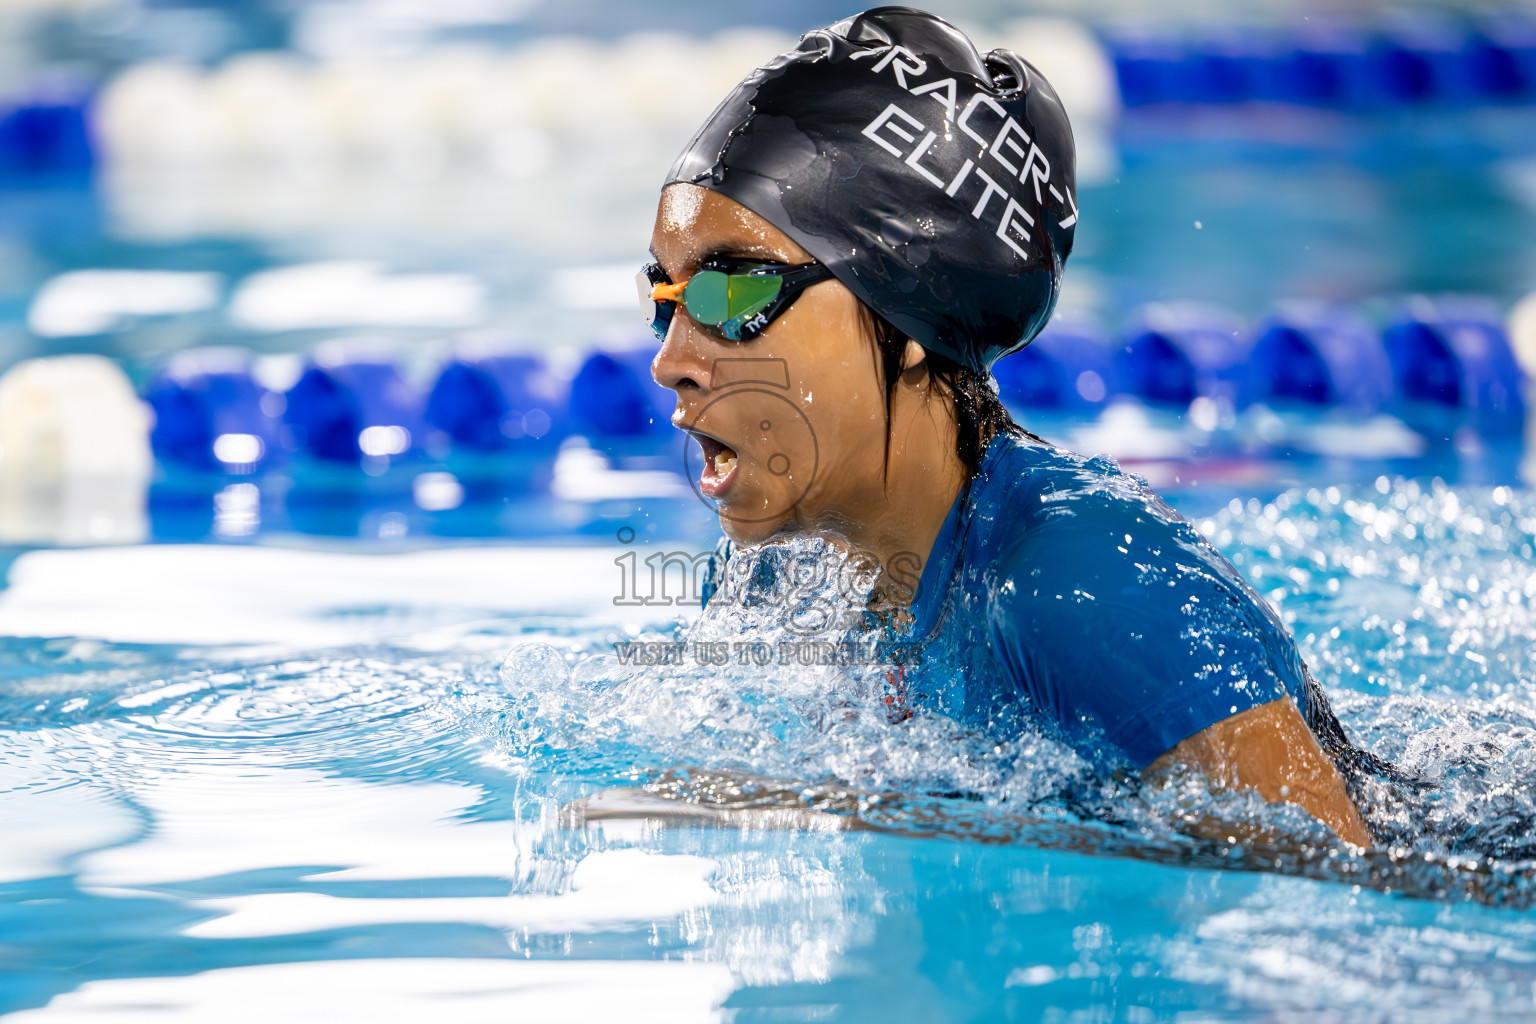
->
[637, 257, 835, 342]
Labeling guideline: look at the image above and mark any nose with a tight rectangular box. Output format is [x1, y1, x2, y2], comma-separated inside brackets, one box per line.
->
[650, 316, 713, 396]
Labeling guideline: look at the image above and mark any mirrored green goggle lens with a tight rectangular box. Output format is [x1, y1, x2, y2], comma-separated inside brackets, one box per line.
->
[681, 271, 783, 339]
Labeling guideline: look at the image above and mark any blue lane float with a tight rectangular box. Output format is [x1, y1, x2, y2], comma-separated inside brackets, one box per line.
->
[1241, 304, 1394, 413]
[568, 346, 672, 438]
[283, 358, 424, 464]
[1258, 32, 1361, 106]
[1178, 32, 1301, 105]
[1468, 32, 1530, 98]
[1471, 18, 1536, 98]
[0, 97, 94, 183]
[1371, 25, 1465, 105]
[1116, 305, 1250, 408]
[424, 354, 567, 454]
[133, 289, 1533, 486]
[1110, 34, 1196, 107]
[1113, 30, 1363, 107]
[1108, 22, 1536, 109]
[144, 348, 283, 473]
[995, 319, 1115, 412]
[1383, 299, 1526, 437]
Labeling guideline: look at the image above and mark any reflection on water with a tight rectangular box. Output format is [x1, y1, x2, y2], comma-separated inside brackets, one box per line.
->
[3, 959, 736, 1024]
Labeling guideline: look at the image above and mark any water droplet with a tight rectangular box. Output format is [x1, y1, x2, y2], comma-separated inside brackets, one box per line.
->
[500, 642, 570, 690]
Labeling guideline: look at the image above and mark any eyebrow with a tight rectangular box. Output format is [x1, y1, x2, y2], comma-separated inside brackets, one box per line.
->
[700, 241, 786, 262]
[647, 240, 794, 277]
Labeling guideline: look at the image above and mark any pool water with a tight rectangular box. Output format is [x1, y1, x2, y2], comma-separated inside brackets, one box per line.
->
[6, 473, 1536, 1022]
[6, 9, 1536, 1018]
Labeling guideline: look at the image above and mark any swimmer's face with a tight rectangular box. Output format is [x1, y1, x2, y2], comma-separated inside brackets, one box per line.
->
[650, 183, 893, 545]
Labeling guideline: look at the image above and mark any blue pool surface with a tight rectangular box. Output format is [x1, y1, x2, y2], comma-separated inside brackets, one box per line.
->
[6, 472, 1536, 1021]
[6, 3, 1536, 1018]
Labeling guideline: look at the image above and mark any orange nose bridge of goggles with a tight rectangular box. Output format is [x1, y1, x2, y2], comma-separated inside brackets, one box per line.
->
[650, 280, 687, 303]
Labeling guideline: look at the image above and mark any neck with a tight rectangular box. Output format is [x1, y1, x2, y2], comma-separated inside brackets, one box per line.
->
[835, 375, 970, 604]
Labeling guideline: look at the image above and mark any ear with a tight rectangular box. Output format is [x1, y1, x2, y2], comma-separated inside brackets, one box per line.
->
[899, 339, 927, 374]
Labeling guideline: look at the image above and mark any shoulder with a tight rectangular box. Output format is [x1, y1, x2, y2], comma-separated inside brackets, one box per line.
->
[971, 436, 1297, 766]
[980, 439, 1268, 644]
[974, 432, 1168, 511]
[969, 433, 1206, 571]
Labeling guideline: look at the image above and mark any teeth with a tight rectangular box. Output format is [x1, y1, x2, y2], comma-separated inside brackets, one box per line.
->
[713, 449, 738, 475]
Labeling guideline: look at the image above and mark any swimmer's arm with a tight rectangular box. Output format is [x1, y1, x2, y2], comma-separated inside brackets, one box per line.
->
[1144, 698, 1372, 848]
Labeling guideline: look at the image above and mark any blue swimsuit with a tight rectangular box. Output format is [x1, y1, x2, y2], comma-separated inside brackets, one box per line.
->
[704, 431, 1323, 771]
[898, 432, 1312, 769]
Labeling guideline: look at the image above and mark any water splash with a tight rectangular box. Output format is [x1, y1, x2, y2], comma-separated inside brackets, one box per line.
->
[487, 500, 1536, 906]
[1196, 482, 1536, 864]
[8, 486, 1536, 914]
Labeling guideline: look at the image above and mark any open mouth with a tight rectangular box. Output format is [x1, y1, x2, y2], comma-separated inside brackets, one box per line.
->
[690, 431, 739, 498]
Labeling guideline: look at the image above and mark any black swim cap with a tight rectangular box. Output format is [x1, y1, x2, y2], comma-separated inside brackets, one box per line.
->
[666, 6, 1077, 373]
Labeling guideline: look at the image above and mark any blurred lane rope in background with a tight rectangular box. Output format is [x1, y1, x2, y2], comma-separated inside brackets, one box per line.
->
[0, 0, 1535, 550]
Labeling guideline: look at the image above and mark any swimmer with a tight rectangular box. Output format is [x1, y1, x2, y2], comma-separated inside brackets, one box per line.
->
[646, 8, 1376, 847]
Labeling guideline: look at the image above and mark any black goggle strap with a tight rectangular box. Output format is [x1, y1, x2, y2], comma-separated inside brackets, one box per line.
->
[771, 261, 836, 292]
[729, 261, 836, 340]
